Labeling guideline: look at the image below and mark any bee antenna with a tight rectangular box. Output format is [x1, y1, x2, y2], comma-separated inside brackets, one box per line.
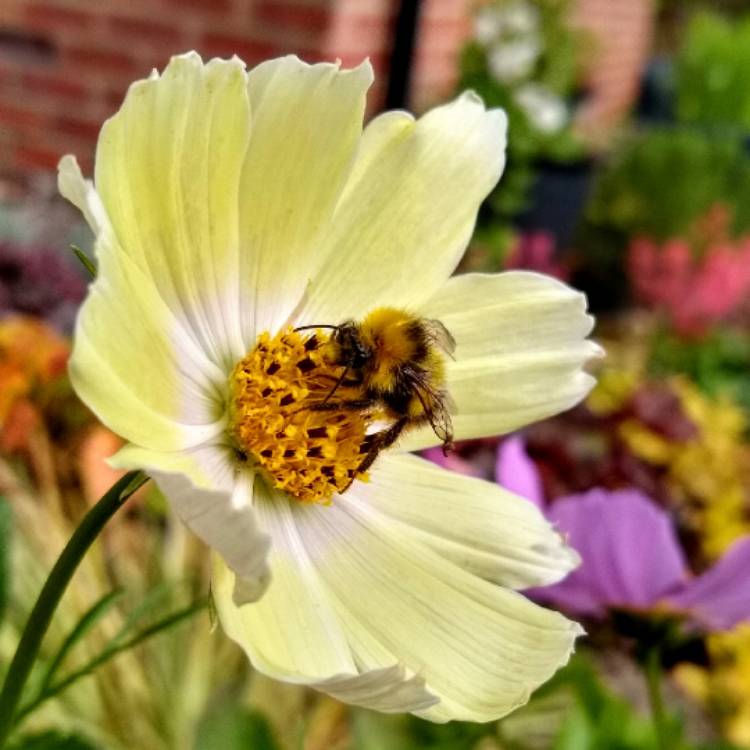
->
[293, 324, 340, 332]
[322, 367, 349, 404]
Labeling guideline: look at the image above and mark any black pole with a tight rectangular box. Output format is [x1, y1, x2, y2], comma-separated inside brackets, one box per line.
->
[385, 0, 423, 110]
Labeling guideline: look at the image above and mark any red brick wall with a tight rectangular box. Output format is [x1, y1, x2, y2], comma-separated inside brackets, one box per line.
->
[0, 0, 655, 183]
[572, 0, 656, 138]
[0, 0, 397, 183]
[327, 0, 397, 108]
[411, 0, 469, 112]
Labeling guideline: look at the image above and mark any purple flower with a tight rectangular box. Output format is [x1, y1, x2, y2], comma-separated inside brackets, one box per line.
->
[421, 445, 484, 478]
[496, 436, 750, 631]
[0, 242, 86, 333]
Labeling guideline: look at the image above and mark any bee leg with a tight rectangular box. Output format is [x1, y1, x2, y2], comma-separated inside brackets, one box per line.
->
[339, 418, 409, 495]
[308, 399, 373, 412]
[356, 417, 409, 476]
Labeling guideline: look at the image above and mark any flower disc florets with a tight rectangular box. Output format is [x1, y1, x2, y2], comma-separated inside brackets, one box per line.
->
[230, 328, 374, 503]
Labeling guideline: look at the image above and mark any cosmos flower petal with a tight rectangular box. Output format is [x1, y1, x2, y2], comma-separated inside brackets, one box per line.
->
[239, 56, 373, 336]
[362, 453, 579, 589]
[216, 485, 582, 722]
[111, 443, 270, 604]
[57, 155, 108, 236]
[402, 272, 602, 450]
[534, 489, 688, 615]
[212, 483, 438, 711]
[495, 436, 546, 508]
[70, 232, 227, 452]
[298, 93, 507, 323]
[92, 52, 252, 370]
[665, 537, 750, 630]
[314, 492, 581, 721]
[211, 480, 357, 678]
[314, 666, 438, 713]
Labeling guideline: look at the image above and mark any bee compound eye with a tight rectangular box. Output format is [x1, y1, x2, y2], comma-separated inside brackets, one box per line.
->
[354, 342, 371, 368]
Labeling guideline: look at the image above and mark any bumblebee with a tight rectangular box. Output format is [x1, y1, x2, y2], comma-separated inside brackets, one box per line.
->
[298, 307, 456, 481]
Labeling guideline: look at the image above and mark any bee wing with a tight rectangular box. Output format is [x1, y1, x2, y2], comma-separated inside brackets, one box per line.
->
[406, 366, 455, 445]
[422, 318, 456, 359]
[426, 392, 454, 445]
[442, 388, 458, 415]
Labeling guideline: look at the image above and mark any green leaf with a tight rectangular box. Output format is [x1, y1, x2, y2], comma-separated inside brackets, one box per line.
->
[553, 703, 594, 750]
[351, 711, 414, 750]
[588, 124, 750, 247]
[15, 599, 206, 726]
[294, 719, 306, 750]
[0, 497, 11, 627]
[499, 689, 575, 750]
[7, 731, 98, 750]
[109, 581, 178, 646]
[38, 589, 124, 693]
[676, 11, 750, 132]
[69, 245, 96, 280]
[195, 706, 279, 750]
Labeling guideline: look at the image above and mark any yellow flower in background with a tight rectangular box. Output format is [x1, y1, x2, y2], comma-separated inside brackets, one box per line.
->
[588, 363, 750, 561]
[59, 52, 600, 721]
[677, 627, 750, 748]
[617, 377, 750, 560]
[586, 368, 639, 416]
[672, 379, 750, 557]
[711, 627, 750, 748]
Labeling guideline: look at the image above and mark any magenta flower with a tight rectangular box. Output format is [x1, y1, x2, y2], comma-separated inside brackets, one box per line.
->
[627, 234, 750, 336]
[496, 436, 750, 631]
[504, 231, 569, 281]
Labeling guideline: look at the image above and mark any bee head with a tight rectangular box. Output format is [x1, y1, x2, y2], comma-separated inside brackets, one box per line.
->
[332, 322, 373, 370]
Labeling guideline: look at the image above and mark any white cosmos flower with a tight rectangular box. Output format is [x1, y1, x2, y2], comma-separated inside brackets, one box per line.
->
[59, 52, 601, 722]
[487, 36, 542, 84]
[500, 0, 540, 36]
[474, 6, 506, 44]
[515, 83, 569, 134]
[474, 1, 540, 45]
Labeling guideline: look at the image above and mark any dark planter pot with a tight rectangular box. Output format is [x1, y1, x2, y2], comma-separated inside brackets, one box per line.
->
[513, 158, 596, 249]
[636, 56, 676, 125]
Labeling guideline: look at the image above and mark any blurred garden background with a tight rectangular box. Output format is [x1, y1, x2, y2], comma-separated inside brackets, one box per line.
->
[3, 0, 750, 748]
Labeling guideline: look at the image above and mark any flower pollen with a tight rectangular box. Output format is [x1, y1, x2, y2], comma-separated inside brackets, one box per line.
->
[230, 328, 373, 503]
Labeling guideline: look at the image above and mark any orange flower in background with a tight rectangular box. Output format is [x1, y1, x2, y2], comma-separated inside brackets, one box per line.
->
[0, 315, 70, 451]
[77, 425, 125, 505]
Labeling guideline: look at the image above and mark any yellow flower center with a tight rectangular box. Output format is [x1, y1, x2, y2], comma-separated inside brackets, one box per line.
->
[229, 328, 374, 503]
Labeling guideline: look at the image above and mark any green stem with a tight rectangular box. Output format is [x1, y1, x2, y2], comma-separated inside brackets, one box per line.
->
[645, 648, 670, 750]
[0, 471, 147, 748]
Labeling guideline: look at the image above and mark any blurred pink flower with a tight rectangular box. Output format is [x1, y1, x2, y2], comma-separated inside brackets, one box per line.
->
[421, 445, 484, 478]
[505, 231, 569, 280]
[627, 234, 750, 336]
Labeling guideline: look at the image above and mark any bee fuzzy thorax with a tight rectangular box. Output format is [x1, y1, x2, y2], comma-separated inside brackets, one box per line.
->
[359, 308, 426, 391]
